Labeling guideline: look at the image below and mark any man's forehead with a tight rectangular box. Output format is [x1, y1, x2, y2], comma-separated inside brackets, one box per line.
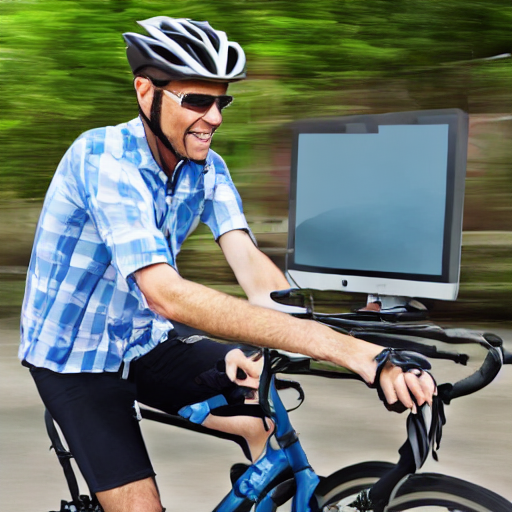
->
[168, 79, 229, 94]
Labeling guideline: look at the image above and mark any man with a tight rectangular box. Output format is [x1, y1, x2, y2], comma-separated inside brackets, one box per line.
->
[19, 17, 434, 512]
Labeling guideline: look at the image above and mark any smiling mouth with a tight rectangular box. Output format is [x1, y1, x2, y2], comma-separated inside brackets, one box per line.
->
[189, 131, 213, 142]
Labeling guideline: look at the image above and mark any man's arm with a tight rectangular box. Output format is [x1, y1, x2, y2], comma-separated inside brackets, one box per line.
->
[218, 230, 291, 309]
[135, 234, 434, 411]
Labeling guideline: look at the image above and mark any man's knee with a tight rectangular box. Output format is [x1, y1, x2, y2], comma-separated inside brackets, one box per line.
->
[96, 477, 163, 512]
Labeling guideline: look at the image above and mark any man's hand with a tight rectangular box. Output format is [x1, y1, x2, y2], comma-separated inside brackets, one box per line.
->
[224, 349, 264, 389]
[378, 361, 436, 413]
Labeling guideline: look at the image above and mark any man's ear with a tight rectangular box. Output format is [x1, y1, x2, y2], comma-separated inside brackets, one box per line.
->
[134, 77, 154, 117]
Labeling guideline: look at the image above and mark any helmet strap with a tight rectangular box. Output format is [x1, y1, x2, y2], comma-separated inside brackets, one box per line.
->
[138, 88, 186, 174]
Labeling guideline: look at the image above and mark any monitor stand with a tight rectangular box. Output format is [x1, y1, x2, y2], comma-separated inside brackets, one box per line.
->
[270, 288, 430, 321]
[365, 294, 429, 321]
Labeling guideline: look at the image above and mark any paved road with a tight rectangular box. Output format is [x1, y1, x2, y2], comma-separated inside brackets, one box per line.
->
[1, 315, 511, 511]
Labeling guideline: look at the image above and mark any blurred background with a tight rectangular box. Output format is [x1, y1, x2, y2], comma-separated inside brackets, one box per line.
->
[0, 2, 511, 511]
[0, 0, 511, 320]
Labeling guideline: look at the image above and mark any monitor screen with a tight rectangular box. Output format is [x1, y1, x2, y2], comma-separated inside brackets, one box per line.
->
[287, 110, 468, 301]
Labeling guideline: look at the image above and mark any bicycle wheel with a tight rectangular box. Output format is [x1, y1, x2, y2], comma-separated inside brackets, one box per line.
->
[314, 461, 394, 510]
[315, 463, 512, 512]
[386, 473, 512, 512]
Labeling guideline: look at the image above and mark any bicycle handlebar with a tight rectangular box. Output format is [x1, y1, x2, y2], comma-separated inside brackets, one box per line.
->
[272, 317, 508, 405]
[137, 312, 509, 461]
[438, 344, 504, 403]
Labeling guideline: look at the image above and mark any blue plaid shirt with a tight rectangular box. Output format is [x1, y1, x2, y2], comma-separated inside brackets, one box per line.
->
[19, 117, 252, 374]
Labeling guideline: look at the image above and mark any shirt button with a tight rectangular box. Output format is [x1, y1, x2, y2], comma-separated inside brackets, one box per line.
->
[166, 196, 172, 205]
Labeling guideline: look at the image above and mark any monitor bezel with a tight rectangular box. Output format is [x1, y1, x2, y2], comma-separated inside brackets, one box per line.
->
[286, 109, 468, 299]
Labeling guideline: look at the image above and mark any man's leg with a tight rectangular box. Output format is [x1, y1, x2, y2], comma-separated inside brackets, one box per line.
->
[203, 413, 273, 462]
[96, 477, 163, 512]
[132, 334, 273, 461]
[29, 367, 163, 512]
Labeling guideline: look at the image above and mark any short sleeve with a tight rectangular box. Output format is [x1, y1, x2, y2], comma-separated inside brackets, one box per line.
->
[76, 135, 173, 279]
[200, 153, 256, 243]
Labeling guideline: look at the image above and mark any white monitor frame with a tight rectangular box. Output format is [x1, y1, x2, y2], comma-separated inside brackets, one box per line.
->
[286, 109, 469, 303]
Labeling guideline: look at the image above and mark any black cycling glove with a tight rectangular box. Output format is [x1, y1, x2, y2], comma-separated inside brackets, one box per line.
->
[371, 348, 434, 413]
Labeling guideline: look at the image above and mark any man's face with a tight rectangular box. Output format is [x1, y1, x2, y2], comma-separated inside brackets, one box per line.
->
[159, 80, 229, 163]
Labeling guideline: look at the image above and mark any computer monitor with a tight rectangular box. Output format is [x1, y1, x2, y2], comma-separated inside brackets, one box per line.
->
[286, 109, 469, 304]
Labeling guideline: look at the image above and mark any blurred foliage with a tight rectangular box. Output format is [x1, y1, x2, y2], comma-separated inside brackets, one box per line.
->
[0, 0, 511, 198]
[0, 0, 511, 320]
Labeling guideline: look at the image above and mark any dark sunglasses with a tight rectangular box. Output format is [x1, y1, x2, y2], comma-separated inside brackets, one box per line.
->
[163, 90, 234, 111]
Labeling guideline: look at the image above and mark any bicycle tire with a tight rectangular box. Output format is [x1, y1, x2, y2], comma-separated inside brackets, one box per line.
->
[314, 461, 394, 510]
[386, 472, 512, 512]
[314, 462, 512, 512]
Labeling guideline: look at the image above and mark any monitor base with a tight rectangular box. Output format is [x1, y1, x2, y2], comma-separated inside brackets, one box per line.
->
[364, 294, 429, 321]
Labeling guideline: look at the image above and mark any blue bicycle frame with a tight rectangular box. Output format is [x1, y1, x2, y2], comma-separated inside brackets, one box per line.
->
[214, 374, 320, 512]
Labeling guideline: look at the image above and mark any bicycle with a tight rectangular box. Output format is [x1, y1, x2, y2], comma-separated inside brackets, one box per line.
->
[45, 289, 512, 512]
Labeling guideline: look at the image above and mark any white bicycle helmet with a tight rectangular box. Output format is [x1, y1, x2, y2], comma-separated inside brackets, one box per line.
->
[123, 16, 246, 82]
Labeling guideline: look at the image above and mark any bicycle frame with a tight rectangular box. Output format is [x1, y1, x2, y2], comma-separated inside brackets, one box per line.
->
[214, 373, 319, 512]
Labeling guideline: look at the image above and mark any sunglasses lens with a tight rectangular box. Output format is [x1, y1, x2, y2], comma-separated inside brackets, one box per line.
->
[182, 94, 216, 108]
[217, 96, 234, 109]
[182, 94, 233, 110]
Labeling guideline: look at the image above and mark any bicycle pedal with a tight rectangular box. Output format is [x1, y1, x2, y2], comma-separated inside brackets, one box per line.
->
[230, 463, 250, 485]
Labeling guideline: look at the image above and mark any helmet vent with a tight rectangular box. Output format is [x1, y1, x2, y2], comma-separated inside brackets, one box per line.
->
[180, 23, 203, 41]
[153, 46, 184, 67]
[173, 35, 217, 74]
[226, 46, 239, 74]
[189, 21, 221, 52]
[160, 21, 181, 37]
[205, 30, 221, 52]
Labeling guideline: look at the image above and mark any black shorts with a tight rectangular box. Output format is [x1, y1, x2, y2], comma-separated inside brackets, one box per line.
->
[29, 329, 247, 493]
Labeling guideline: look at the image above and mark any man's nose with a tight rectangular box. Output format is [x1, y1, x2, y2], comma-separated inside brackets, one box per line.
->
[202, 101, 223, 126]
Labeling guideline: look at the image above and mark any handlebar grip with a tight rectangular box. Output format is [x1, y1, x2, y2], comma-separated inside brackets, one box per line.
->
[502, 349, 512, 365]
[438, 347, 502, 404]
